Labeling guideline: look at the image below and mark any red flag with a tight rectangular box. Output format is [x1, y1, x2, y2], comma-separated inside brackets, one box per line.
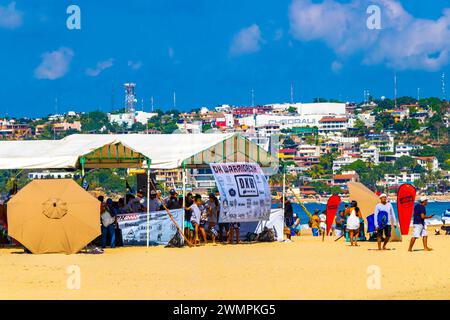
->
[326, 195, 341, 235]
[397, 184, 416, 235]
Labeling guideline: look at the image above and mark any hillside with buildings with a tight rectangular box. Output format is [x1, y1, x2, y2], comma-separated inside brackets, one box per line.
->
[1, 83, 449, 197]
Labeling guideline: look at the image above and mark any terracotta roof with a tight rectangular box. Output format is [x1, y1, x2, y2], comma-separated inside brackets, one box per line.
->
[278, 148, 297, 153]
[415, 156, 436, 161]
[333, 174, 357, 180]
[319, 117, 348, 123]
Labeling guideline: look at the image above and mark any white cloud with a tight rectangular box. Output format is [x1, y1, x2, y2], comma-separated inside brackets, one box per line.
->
[34, 47, 74, 80]
[86, 58, 114, 77]
[331, 60, 343, 73]
[128, 60, 142, 70]
[229, 24, 263, 56]
[0, 2, 23, 29]
[289, 0, 450, 71]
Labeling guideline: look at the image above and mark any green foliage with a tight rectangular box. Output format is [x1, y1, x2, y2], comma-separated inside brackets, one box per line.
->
[287, 106, 297, 114]
[80, 111, 109, 132]
[84, 169, 127, 194]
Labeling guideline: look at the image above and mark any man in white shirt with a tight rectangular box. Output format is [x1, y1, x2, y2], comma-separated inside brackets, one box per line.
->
[190, 194, 207, 245]
[374, 193, 397, 250]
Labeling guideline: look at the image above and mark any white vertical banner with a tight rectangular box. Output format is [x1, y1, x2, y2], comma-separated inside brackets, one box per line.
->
[210, 162, 271, 222]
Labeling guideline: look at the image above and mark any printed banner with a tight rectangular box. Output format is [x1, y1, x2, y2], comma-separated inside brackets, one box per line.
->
[397, 184, 416, 235]
[210, 162, 271, 223]
[326, 195, 341, 234]
[116, 209, 183, 245]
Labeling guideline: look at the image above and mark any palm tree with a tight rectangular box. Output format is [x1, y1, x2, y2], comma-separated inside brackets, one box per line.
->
[308, 165, 325, 180]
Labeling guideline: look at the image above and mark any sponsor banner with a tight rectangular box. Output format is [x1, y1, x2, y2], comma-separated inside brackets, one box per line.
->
[397, 184, 417, 235]
[116, 209, 183, 245]
[210, 162, 271, 223]
[326, 195, 341, 234]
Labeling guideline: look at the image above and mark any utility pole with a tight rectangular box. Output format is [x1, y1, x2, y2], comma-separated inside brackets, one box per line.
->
[173, 91, 177, 109]
[394, 73, 398, 108]
[251, 89, 255, 107]
[290, 83, 294, 104]
[442, 72, 446, 101]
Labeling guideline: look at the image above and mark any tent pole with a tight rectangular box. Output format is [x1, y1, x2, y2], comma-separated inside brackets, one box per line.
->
[146, 159, 151, 248]
[181, 161, 187, 245]
[282, 164, 286, 240]
[80, 157, 85, 177]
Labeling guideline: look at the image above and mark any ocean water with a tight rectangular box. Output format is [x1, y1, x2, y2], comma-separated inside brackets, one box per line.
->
[274, 201, 450, 227]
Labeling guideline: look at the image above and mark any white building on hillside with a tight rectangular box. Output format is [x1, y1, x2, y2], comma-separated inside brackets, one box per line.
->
[360, 145, 380, 165]
[108, 111, 158, 128]
[414, 156, 439, 172]
[383, 173, 421, 187]
[333, 154, 363, 173]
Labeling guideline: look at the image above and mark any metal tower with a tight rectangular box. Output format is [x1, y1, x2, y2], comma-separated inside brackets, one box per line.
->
[124, 83, 137, 113]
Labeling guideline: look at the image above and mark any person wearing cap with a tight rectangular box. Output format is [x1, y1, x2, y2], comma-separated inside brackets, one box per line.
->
[408, 196, 434, 252]
[148, 190, 162, 212]
[374, 193, 397, 250]
[291, 213, 301, 236]
[164, 189, 181, 210]
[309, 209, 320, 237]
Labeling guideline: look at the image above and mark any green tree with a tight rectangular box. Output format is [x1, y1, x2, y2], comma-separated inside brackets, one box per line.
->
[80, 111, 109, 132]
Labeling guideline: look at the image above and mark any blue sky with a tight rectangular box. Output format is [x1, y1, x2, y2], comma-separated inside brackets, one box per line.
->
[1, 0, 450, 117]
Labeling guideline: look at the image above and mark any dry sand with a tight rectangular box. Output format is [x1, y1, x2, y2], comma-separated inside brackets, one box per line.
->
[1, 228, 449, 300]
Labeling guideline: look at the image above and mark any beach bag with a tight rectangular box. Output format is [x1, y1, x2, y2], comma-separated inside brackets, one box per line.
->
[165, 232, 184, 248]
[257, 227, 275, 242]
[245, 232, 258, 242]
[115, 227, 123, 247]
[101, 211, 114, 227]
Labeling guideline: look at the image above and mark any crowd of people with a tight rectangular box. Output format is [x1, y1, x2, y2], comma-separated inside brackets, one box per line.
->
[283, 193, 435, 251]
[97, 188, 242, 249]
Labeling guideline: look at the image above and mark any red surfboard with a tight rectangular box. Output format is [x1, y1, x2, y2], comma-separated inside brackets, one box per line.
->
[397, 184, 417, 235]
[326, 195, 341, 235]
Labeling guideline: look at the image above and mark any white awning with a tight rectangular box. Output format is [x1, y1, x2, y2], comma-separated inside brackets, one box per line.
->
[0, 133, 278, 170]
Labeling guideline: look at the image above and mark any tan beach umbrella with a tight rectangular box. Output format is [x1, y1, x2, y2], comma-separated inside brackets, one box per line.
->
[347, 182, 378, 219]
[7, 179, 101, 254]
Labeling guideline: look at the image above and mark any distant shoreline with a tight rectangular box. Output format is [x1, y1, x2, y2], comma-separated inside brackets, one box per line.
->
[274, 193, 450, 203]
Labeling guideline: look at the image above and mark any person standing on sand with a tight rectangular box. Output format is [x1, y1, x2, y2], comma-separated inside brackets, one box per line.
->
[309, 210, 320, 237]
[408, 196, 434, 252]
[346, 201, 361, 246]
[335, 210, 345, 238]
[190, 194, 206, 246]
[374, 193, 397, 250]
[319, 210, 326, 236]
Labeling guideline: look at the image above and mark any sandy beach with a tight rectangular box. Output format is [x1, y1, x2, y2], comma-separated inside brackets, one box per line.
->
[1, 226, 449, 300]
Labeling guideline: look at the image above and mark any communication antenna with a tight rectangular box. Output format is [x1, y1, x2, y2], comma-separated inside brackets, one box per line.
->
[442, 72, 446, 101]
[290, 83, 294, 104]
[151, 96, 154, 112]
[251, 89, 255, 107]
[111, 82, 115, 111]
[173, 91, 176, 109]
[124, 83, 137, 114]
[141, 98, 144, 111]
[417, 87, 420, 101]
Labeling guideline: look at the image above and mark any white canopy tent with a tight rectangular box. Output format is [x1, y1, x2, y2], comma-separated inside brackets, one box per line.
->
[0, 133, 277, 170]
[0, 133, 278, 246]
